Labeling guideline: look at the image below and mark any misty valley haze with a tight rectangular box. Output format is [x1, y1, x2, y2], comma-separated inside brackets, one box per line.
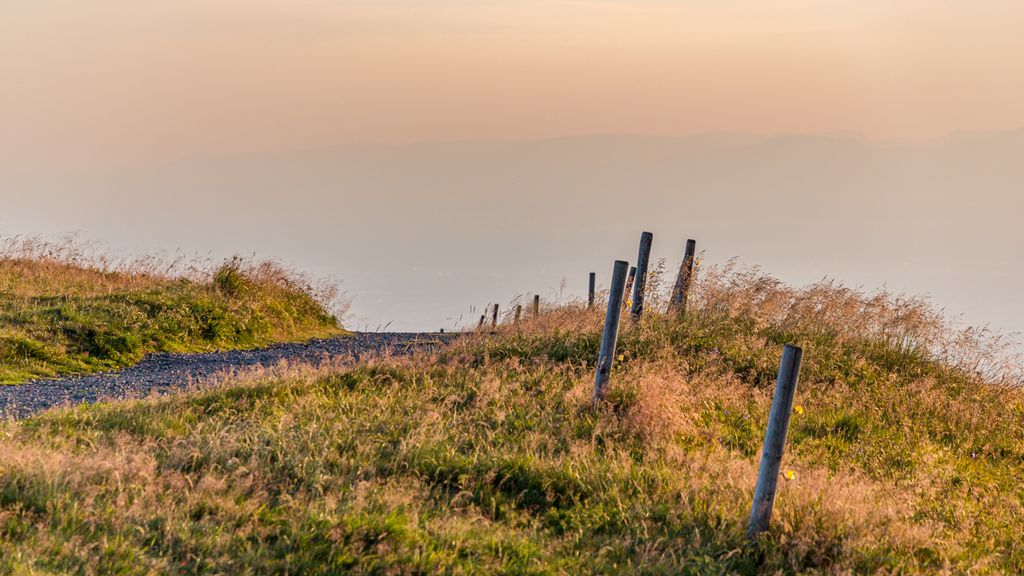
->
[3, 132, 1022, 337]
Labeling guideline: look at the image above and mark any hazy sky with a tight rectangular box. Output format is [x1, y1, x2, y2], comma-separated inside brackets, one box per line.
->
[2, 2, 1023, 338]
[3, 1, 1024, 170]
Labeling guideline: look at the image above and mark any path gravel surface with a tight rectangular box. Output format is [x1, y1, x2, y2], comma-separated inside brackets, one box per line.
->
[0, 333, 452, 419]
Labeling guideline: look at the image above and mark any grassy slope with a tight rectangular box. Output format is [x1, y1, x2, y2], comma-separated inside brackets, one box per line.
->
[0, 266, 1022, 574]
[0, 255, 343, 384]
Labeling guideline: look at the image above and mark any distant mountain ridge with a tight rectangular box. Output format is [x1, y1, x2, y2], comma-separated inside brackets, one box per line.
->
[2, 131, 1022, 333]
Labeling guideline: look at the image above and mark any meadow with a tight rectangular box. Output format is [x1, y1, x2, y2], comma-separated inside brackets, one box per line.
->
[1, 252, 1021, 574]
[0, 237, 343, 384]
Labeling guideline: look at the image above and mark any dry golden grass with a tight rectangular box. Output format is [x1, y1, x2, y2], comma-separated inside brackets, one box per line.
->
[0, 255, 1021, 574]
[0, 236, 345, 384]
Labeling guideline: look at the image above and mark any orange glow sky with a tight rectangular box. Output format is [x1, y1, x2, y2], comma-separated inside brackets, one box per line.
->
[3, 1, 1024, 169]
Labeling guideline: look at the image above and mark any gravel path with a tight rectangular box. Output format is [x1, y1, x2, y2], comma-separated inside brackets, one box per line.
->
[0, 333, 453, 419]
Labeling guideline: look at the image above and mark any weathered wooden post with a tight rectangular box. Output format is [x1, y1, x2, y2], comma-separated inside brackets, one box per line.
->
[588, 272, 596, 309]
[533, 295, 540, 318]
[514, 304, 522, 324]
[593, 260, 630, 402]
[630, 232, 654, 320]
[478, 315, 486, 330]
[747, 344, 804, 538]
[669, 239, 697, 315]
[491, 304, 499, 328]
[623, 266, 637, 307]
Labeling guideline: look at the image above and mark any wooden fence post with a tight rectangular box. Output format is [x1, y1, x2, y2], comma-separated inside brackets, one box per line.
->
[514, 304, 522, 324]
[669, 239, 697, 315]
[588, 272, 596, 309]
[630, 232, 654, 320]
[747, 344, 804, 538]
[491, 304, 499, 329]
[533, 295, 540, 318]
[478, 314, 486, 330]
[593, 260, 630, 402]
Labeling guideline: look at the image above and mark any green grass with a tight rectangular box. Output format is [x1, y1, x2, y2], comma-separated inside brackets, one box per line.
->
[0, 263, 1021, 574]
[0, 252, 343, 384]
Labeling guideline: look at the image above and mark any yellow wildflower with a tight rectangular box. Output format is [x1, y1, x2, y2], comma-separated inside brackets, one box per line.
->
[793, 405, 804, 416]
[783, 470, 796, 481]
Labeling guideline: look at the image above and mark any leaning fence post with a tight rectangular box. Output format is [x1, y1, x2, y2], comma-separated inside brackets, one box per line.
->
[593, 260, 630, 402]
[747, 344, 804, 538]
[478, 314, 486, 330]
[491, 304, 499, 328]
[630, 232, 654, 320]
[514, 304, 522, 324]
[588, 272, 596, 309]
[533, 295, 540, 318]
[669, 239, 697, 315]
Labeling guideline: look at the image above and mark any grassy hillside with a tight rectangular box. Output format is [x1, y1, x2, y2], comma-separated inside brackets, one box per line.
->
[0, 239, 343, 384]
[0, 263, 1021, 574]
